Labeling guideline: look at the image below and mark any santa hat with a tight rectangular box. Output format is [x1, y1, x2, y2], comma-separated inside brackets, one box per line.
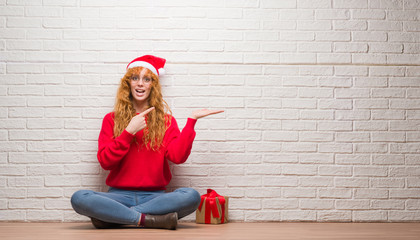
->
[126, 55, 166, 76]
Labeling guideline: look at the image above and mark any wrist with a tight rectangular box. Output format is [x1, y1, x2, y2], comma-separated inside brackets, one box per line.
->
[125, 127, 136, 135]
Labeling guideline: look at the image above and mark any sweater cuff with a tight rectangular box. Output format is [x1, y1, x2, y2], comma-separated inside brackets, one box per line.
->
[186, 118, 197, 129]
[119, 129, 135, 144]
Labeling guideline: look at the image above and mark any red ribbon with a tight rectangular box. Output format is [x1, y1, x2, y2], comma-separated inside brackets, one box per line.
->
[198, 189, 226, 224]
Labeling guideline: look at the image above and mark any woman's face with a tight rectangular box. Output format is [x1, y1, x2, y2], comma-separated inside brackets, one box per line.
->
[130, 68, 153, 104]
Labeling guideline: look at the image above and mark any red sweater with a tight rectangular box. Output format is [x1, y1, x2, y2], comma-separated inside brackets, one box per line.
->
[97, 112, 197, 191]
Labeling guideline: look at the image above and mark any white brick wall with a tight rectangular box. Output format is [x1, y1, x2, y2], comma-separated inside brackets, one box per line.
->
[1, 0, 419, 222]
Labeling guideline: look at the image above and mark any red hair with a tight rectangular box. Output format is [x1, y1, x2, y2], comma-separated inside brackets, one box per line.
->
[113, 67, 171, 151]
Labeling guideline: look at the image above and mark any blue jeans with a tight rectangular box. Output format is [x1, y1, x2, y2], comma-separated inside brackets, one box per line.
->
[71, 187, 201, 225]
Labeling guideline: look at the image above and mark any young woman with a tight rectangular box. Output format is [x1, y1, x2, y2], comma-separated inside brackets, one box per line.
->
[71, 55, 223, 230]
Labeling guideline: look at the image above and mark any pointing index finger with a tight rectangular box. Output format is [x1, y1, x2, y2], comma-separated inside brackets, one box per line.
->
[139, 107, 155, 116]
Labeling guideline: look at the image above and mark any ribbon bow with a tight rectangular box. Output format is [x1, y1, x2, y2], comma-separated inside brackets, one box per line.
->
[198, 189, 226, 224]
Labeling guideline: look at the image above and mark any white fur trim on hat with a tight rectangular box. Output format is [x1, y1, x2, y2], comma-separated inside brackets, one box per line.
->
[158, 68, 165, 76]
[127, 61, 158, 76]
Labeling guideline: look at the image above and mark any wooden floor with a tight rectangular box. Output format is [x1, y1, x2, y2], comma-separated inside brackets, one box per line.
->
[1, 222, 420, 240]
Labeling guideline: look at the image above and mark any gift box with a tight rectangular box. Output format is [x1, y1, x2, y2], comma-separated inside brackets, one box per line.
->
[196, 189, 228, 224]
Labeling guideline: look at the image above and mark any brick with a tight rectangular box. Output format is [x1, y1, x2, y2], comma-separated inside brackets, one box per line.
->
[373, 155, 405, 165]
[300, 199, 334, 210]
[45, 199, 72, 210]
[9, 199, 43, 209]
[318, 121, 352, 131]
[370, 0, 403, 9]
[263, 199, 298, 209]
[9, 130, 43, 140]
[354, 189, 388, 199]
[226, 176, 261, 187]
[263, 176, 298, 187]
[353, 32, 387, 42]
[264, 154, 298, 163]
[407, 200, 420, 210]
[299, 154, 334, 164]
[27, 188, 63, 198]
[354, 121, 388, 131]
[389, 211, 420, 221]
[336, 132, 370, 142]
[318, 99, 353, 110]
[0, 210, 25, 221]
[390, 143, 420, 153]
[318, 211, 352, 222]
[261, 0, 296, 8]
[300, 177, 333, 187]
[282, 188, 316, 198]
[0, 119, 26, 129]
[27, 165, 64, 176]
[355, 143, 388, 153]
[208, 166, 243, 176]
[354, 166, 387, 177]
[335, 177, 369, 187]
[319, 166, 352, 176]
[372, 200, 405, 210]
[45, 176, 81, 187]
[263, 131, 298, 141]
[282, 211, 316, 221]
[0, 188, 26, 198]
[371, 178, 405, 188]
[372, 132, 405, 142]
[336, 110, 370, 120]
[352, 9, 385, 19]
[282, 142, 317, 152]
[27, 210, 63, 221]
[319, 188, 352, 199]
[8, 177, 44, 187]
[389, 167, 420, 177]
[390, 77, 420, 87]
[335, 20, 367, 31]
[246, 188, 280, 198]
[353, 211, 387, 221]
[390, 189, 420, 199]
[299, 132, 334, 142]
[336, 200, 370, 210]
[28, 141, 63, 152]
[283, 165, 317, 175]
[319, 143, 353, 153]
[9, 153, 44, 164]
[354, 99, 388, 109]
[246, 211, 281, 221]
[318, 32, 351, 41]
[318, 53, 351, 64]
[298, 20, 331, 31]
[230, 199, 261, 210]
[245, 142, 281, 152]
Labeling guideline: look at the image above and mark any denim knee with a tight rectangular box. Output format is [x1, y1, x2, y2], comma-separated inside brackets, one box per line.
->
[70, 189, 94, 213]
[176, 187, 201, 209]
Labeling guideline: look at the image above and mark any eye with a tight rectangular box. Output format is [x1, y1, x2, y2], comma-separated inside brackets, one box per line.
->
[144, 78, 151, 83]
[131, 76, 139, 81]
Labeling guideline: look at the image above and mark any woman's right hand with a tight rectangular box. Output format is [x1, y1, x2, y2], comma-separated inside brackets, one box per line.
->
[125, 107, 155, 135]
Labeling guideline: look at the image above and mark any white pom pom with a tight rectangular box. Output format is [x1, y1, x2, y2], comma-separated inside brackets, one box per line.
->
[158, 68, 165, 76]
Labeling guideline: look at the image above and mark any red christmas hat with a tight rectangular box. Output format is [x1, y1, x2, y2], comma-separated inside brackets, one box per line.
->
[126, 55, 166, 76]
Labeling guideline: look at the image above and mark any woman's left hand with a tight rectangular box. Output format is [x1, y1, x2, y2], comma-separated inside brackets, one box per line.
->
[190, 109, 224, 120]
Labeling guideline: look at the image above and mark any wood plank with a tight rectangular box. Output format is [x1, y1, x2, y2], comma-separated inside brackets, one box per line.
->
[0, 222, 420, 240]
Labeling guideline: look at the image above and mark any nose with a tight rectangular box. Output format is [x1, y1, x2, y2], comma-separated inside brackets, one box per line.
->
[136, 79, 144, 86]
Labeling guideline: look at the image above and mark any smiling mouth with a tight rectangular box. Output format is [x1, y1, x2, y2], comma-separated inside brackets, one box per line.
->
[135, 89, 145, 93]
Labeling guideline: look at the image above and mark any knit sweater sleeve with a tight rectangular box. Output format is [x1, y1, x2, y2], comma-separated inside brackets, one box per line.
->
[97, 113, 135, 170]
[165, 117, 197, 164]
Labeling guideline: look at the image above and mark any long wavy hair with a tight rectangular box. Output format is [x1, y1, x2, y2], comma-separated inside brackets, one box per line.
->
[113, 67, 171, 151]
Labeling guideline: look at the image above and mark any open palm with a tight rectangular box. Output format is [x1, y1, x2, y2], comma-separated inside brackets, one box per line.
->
[191, 109, 224, 119]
